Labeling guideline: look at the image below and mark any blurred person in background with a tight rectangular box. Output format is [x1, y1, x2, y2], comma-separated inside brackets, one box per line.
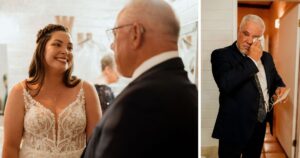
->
[1, 74, 8, 114]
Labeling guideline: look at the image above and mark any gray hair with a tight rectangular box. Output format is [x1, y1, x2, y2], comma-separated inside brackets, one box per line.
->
[240, 14, 265, 33]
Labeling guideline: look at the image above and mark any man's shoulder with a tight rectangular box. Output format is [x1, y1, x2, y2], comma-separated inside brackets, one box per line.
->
[212, 43, 235, 55]
[262, 51, 274, 60]
[261, 51, 275, 65]
[262, 51, 272, 57]
[211, 43, 236, 60]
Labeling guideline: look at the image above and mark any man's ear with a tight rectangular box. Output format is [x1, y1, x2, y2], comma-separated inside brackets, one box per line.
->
[131, 23, 144, 49]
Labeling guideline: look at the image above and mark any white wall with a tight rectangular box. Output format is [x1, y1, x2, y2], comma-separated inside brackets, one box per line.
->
[0, 0, 128, 90]
[167, 0, 198, 25]
[0, 0, 198, 91]
[167, 0, 198, 87]
[201, 0, 237, 146]
[0, 44, 7, 99]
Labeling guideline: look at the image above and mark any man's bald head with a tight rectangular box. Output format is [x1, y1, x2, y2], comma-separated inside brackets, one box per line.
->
[112, 0, 180, 77]
[119, 0, 180, 41]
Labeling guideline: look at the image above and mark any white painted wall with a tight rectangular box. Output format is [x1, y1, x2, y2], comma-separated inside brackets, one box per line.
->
[167, 0, 198, 25]
[0, 44, 7, 100]
[0, 0, 198, 91]
[201, 0, 237, 146]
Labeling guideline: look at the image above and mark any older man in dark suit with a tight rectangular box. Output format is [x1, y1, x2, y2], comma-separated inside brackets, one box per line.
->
[211, 14, 286, 158]
[82, 0, 198, 158]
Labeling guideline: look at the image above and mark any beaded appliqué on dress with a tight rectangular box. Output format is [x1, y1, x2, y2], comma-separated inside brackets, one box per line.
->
[19, 88, 86, 158]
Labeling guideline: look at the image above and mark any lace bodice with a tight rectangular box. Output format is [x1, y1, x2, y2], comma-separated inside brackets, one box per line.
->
[19, 87, 87, 158]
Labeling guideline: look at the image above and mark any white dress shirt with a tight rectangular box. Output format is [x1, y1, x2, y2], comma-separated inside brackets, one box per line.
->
[256, 60, 269, 111]
[245, 55, 269, 111]
[236, 44, 269, 111]
[131, 51, 179, 81]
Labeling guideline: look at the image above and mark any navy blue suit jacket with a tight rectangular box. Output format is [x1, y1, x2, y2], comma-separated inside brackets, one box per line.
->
[211, 42, 285, 147]
[83, 57, 198, 158]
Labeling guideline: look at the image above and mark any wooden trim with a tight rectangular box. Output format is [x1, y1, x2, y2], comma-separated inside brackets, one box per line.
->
[238, 3, 272, 9]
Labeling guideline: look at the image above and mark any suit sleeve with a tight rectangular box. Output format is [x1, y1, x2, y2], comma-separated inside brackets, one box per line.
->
[211, 49, 259, 94]
[269, 54, 285, 94]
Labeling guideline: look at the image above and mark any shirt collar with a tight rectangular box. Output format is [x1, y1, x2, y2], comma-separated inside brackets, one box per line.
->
[131, 51, 179, 81]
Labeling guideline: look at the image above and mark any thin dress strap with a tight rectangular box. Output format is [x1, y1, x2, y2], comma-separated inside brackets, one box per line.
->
[19, 81, 25, 89]
[20, 81, 32, 110]
[76, 80, 85, 106]
[81, 80, 84, 89]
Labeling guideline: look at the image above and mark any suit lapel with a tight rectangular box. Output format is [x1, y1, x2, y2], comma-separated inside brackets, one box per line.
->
[230, 42, 245, 61]
[230, 42, 258, 90]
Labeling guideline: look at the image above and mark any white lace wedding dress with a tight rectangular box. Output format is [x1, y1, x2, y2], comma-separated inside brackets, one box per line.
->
[19, 87, 86, 158]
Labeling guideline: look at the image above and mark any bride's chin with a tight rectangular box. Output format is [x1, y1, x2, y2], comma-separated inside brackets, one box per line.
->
[65, 63, 69, 70]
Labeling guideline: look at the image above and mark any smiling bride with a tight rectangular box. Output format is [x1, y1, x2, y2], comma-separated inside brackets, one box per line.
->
[2, 24, 102, 158]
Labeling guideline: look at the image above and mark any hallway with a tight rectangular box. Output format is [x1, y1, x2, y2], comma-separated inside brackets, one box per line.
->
[261, 124, 286, 158]
[201, 123, 288, 158]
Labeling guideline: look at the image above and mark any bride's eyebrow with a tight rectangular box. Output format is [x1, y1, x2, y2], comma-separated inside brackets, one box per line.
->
[52, 39, 73, 46]
[53, 39, 63, 43]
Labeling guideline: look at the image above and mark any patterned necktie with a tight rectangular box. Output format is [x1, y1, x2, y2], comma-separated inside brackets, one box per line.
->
[254, 74, 266, 123]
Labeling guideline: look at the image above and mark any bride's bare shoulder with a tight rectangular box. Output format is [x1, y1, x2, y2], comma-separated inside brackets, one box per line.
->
[10, 80, 26, 94]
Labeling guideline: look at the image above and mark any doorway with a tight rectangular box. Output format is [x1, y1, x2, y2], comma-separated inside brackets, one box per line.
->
[238, 1, 300, 157]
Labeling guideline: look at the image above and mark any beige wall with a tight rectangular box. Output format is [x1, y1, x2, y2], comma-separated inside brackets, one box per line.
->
[269, 2, 298, 69]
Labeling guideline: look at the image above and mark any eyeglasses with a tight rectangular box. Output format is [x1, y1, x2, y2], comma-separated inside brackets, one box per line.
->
[106, 24, 134, 42]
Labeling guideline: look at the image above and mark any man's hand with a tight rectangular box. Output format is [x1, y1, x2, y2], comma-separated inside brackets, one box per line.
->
[272, 87, 288, 104]
[247, 40, 263, 61]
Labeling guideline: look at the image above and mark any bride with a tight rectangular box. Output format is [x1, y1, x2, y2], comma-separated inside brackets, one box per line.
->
[2, 24, 102, 158]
